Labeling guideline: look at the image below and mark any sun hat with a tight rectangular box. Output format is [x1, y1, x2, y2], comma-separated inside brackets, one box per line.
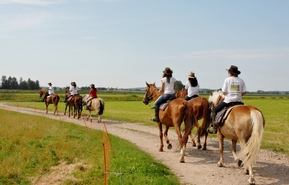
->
[163, 67, 173, 75]
[227, 65, 241, 75]
[188, 72, 195, 78]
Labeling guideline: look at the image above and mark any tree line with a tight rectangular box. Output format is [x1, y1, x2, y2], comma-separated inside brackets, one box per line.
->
[0, 75, 40, 90]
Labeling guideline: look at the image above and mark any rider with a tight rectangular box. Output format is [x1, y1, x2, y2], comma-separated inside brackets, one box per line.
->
[85, 84, 97, 110]
[208, 65, 247, 134]
[184, 71, 199, 101]
[151, 67, 176, 122]
[67, 82, 78, 102]
[43, 82, 54, 102]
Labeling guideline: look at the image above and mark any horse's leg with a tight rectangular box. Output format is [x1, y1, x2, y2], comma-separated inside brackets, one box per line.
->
[218, 133, 225, 167]
[64, 104, 67, 115]
[202, 132, 208, 150]
[45, 103, 48, 114]
[189, 133, 196, 147]
[231, 139, 242, 166]
[238, 140, 255, 185]
[164, 126, 172, 150]
[157, 122, 164, 152]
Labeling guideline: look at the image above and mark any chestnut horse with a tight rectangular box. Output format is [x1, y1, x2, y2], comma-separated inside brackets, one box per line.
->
[64, 87, 82, 119]
[208, 91, 265, 185]
[82, 94, 105, 123]
[176, 88, 211, 150]
[143, 82, 196, 163]
[39, 89, 60, 115]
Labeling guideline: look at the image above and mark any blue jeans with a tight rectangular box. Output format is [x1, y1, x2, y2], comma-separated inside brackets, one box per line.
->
[154, 93, 176, 107]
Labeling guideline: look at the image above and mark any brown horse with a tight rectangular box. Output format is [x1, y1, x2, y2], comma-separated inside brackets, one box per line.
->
[208, 91, 265, 185]
[82, 94, 105, 123]
[176, 88, 187, 98]
[143, 82, 196, 163]
[39, 89, 60, 115]
[64, 87, 82, 119]
[176, 88, 211, 150]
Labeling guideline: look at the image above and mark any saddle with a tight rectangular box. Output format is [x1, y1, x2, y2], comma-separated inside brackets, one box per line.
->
[159, 96, 177, 111]
[215, 102, 244, 126]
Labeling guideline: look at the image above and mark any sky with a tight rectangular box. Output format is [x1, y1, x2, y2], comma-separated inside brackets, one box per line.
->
[0, 0, 289, 91]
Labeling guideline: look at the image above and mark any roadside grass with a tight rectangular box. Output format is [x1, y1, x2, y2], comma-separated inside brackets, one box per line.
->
[0, 109, 180, 185]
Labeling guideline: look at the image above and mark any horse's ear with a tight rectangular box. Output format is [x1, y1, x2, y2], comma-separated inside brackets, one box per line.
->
[146, 82, 149, 87]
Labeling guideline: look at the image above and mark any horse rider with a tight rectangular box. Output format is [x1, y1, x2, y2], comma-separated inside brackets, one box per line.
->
[184, 71, 200, 101]
[208, 65, 247, 134]
[85, 84, 98, 110]
[151, 67, 176, 122]
[43, 82, 54, 102]
[67, 82, 78, 102]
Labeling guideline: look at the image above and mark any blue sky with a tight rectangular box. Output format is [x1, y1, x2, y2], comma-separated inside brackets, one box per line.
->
[0, 0, 288, 91]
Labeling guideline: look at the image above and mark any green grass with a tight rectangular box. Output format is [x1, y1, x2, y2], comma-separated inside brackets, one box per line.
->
[0, 109, 179, 185]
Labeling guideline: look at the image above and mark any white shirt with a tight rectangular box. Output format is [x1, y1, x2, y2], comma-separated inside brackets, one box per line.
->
[222, 76, 247, 103]
[185, 81, 199, 97]
[69, 86, 78, 95]
[48, 85, 54, 95]
[161, 77, 176, 94]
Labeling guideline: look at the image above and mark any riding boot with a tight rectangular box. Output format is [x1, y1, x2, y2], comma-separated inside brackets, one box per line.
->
[151, 107, 160, 122]
[208, 111, 218, 134]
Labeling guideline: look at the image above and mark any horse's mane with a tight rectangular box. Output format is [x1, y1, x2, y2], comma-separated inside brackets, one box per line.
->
[208, 90, 223, 104]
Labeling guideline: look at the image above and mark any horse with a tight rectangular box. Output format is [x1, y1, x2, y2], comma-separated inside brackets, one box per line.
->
[39, 89, 60, 115]
[176, 88, 211, 150]
[208, 90, 265, 185]
[176, 88, 187, 98]
[82, 94, 105, 123]
[64, 87, 82, 119]
[142, 82, 197, 163]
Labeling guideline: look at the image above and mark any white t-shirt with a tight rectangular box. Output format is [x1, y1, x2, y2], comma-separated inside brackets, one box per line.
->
[161, 77, 176, 94]
[222, 76, 247, 103]
[185, 81, 199, 97]
[48, 85, 54, 95]
[69, 86, 78, 95]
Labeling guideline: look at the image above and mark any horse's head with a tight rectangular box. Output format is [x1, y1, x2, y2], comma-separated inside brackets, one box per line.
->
[208, 90, 224, 109]
[176, 88, 187, 98]
[142, 82, 158, 105]
[39, 89, 45, 97]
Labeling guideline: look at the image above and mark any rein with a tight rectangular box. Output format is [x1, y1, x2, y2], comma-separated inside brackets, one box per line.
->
[146, 87, 158, 102]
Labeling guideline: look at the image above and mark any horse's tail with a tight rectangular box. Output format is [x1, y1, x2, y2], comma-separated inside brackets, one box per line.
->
[180, 102, 194, 149]
[237, 108, 265, 169]
[197, 98, 211, 137]
[98, 99, 105, 115]
[78, 96, 83, 112]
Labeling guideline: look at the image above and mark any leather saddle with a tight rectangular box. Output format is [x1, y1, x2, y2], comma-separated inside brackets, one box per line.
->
[215, 102, 244, 126]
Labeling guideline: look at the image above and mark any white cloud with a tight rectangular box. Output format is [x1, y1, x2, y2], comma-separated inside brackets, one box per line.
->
[0, 0, 61, 6]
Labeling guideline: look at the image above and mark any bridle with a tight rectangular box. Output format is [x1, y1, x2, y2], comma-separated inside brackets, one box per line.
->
[144, 86, 158, 103]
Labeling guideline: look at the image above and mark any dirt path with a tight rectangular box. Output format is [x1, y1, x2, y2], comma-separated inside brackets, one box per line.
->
[1, 103, 289, 185]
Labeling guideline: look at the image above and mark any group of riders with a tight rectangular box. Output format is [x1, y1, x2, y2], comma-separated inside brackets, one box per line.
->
[42, 64, 246, 134]
[42, 82, 97, 110]
[150, 65, 247, 134]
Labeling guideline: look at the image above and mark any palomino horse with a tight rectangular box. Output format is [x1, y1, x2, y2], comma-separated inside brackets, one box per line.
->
[82, 94, 105, 123]
[39, 89, 60, 115]
[64, 87, 82, 119]
[208, 91, 265, 185]
[143, 82, 196, 163]
[176, 88, 211, 150]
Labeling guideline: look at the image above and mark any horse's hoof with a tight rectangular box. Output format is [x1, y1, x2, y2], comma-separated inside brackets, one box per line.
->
[238, 160, 243, 167]
[197, 145, 202, 149]
[202, 147, 207, 150]
[218, 162, 224, 167]
[192, 144, 196, 147]
[248, 177, 255, 185]
[159, 149, 164, 152]
[167, 144, 172, 150]
[179, 159, 185, 163]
